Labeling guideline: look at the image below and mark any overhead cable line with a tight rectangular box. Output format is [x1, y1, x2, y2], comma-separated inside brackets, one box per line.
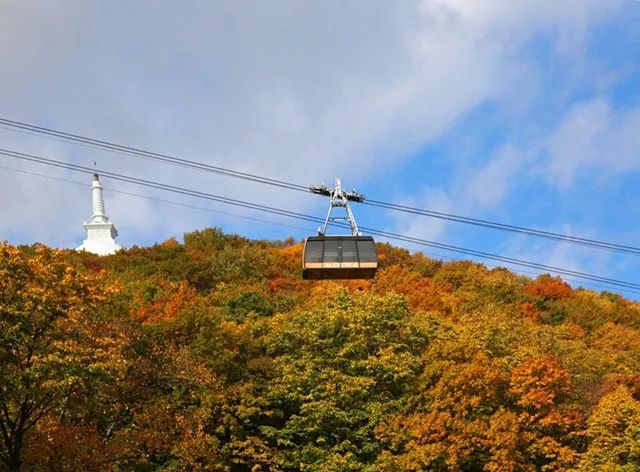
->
[0, 118, 308, 192]
[0, 147, 322, 226]
[0, 164, 314, 233]
[1, 116, 638, 256]
[1, 147, 639, 293]
[4, 162, 638, 296]
[359, 227, 640, 292]
[363, 199, 640, 256]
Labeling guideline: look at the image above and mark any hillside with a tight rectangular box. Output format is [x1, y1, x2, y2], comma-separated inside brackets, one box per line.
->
[1, 227, 640, 471]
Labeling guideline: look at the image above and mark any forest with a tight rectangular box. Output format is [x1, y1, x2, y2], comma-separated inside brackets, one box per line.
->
[1, 227, 639, 471]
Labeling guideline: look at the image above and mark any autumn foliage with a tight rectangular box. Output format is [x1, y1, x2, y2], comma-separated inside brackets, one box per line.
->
[1, 228, 640, 471]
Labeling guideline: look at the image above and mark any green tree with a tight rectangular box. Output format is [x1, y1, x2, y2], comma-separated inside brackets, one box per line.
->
[0, 244, 112, 471]
[253, 291, 430, 470]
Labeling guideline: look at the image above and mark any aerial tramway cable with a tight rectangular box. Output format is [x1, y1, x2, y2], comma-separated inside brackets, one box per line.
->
[363, 199, 640, 256]
[0, 164, 314, 233]
[1, 147, 639, 293]
[0, 118, 307, 192]
[0, 116, 638, 256]
[2, 163, 638, 295]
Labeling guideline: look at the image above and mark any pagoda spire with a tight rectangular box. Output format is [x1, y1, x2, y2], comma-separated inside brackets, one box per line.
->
[91, 173, 108, 223]
[77, 173, 122, 255]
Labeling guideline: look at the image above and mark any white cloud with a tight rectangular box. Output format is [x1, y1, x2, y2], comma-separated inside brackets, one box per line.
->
[497, 225, 613, 287]
[0, 0, 627, 246]
[463, 145, 533, 209]
[386, 186, 453, 242]
[439, 0, 621, 50]
[545, 98, 640, 187]
[387, 140, 541, 243]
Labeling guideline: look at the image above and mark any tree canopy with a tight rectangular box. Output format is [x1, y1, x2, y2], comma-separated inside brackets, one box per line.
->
[1, 228, 639, 471]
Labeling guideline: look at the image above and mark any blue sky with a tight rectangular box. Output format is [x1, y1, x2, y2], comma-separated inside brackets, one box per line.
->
[0, 1, 639, 296]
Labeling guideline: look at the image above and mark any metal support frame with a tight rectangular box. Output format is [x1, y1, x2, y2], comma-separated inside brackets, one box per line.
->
[309, 178, 365, 236]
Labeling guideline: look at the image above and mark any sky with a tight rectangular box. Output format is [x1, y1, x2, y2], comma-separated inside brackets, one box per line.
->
[1, 1, 639, 296]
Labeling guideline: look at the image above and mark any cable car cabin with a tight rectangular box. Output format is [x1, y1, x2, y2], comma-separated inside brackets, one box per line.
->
[302, 235, 377, 280]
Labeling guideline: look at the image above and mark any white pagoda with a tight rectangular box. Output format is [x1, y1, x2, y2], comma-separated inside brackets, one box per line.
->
[77, 174, 122, 255]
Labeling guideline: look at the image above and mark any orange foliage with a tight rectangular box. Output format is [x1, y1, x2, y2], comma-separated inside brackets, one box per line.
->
[271, 243, 304, 275]
[565, 322, 586, 339]
[4, 229, 640, 470]
[506, 357, 581, 467]
[132, 280, 196, 324]
[374, 265, 454, 313]
[377, 353, 509, 469]
[25, 417, 110, 471]
[375, 242, 413, 268]
[525, 275, 573, 300]
[267, 276, 305, 294]
[517, 301, 541, 322]
[509, 356, 571, 411]
[170, 416, 223, 469]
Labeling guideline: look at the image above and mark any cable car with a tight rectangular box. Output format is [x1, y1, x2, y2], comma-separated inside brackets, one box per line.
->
[302, 235, 377, 279]
[302, 178, 377, 280]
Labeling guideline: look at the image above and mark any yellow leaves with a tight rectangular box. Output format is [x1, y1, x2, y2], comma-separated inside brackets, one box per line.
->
[307, 281, 344, 301]
[274, 242, 303, 265]
[580, 385, 640, 470]
[6, 229, 640, 470]
[592, 322, 640, 354]
[0, 243, 105, 325]
[304, 280, 373, 306]
[160, 236, 180, 248]
[0, 241, 132, 470]
[484, 409, 524, 472]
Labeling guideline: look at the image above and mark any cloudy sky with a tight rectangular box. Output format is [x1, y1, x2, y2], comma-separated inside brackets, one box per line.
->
[1, 1, 639, 295]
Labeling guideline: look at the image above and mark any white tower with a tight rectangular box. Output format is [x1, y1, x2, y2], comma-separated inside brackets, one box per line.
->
[77, 174, 122, 255]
